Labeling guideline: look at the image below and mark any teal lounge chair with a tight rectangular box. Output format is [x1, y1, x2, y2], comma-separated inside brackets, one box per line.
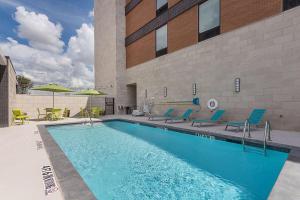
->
[148, 108, 174, 121]
[192, 109, 225, 127]
[225, 109, 266, 131]
[165, 109, 193, 123]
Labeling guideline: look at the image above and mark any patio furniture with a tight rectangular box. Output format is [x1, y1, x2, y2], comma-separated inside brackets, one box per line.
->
[37, 108, 47, 120]
[80, 107, 88, 118]
[45, 108, 63, 120]
[165, 109, 193, 123]
[12, 109, 29, 125]
[148, 108, 174, 121]
[91, 107, 101, 118]
[63, 108, 70, 118]
[31, 84, 73, 108]
[225, 109, 266, 131]
[192, 109, 225, 127]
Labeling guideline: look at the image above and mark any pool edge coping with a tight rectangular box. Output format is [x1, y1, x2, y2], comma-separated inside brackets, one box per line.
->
[39, 118, 300, 200]
[38, 124, 97, 200]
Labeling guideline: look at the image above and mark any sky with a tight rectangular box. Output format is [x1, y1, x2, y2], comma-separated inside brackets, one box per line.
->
[0, 0, 94, 89]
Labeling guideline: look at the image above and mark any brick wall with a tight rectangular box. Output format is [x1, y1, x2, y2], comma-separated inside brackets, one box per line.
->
[126, 0, 156, 36]
[168, 6, 198, 53]
[125, 0, 285, 68]
[221, 0, 282, 33]
[126, 32, 155, 68]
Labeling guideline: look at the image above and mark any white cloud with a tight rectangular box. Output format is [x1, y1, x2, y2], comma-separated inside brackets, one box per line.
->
[67, 23, 94, 66]
[0, 7, 94, 89]
[15, 6, 64, 53]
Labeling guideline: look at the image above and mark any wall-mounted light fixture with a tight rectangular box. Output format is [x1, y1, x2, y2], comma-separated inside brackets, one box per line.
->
[145, 89, 148, 98]
[163, 87, 167, 97]
[192, 83, 197, 96]
[235, 78, 240, 93]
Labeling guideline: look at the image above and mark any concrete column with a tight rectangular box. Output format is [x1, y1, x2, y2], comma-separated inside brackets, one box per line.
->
[94, 0, 128, 114]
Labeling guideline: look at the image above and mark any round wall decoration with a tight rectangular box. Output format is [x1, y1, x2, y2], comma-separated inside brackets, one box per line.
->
[207, 98, 218, 110]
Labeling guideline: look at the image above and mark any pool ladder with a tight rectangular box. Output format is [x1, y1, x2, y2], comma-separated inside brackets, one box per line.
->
[242, 120, 271, 156]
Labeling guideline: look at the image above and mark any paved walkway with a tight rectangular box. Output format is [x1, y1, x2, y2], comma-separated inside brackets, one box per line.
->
[0, 116, 299, 200]
[0, 118, 93, 200]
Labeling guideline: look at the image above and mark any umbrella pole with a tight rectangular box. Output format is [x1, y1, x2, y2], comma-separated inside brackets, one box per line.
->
[53, 92, 54, 108]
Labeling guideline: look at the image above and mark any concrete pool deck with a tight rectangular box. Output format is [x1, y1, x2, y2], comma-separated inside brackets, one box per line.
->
[0, 115, 299, 199]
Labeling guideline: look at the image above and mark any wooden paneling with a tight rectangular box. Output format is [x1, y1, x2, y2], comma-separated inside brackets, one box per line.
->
[126, 32, 155, 68]
[126, 0, 156, 36]
[221, 0, 282, 33]
[168, 6, 198, 53]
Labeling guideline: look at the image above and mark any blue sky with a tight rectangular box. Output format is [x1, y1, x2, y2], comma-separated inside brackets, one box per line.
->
[0, 0, 93, 48]
[0, 0, 94, 88]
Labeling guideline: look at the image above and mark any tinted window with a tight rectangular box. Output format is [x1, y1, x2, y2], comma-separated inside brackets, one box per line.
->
[156, 25, 167, 51]
[283, 0, 300, 11]
[157, 0, 168, 10]
[199, 0, 220, 33]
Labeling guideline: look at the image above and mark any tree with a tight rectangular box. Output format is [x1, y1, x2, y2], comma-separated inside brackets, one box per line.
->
[16, 75, 33, 94]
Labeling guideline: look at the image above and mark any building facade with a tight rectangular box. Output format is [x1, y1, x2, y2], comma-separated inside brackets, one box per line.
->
[0, 54, 17, 127]
[95, 0, 300, 131]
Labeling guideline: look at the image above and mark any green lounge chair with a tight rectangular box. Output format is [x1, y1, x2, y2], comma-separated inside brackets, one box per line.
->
[148, 108, 174, 121]
[192, 109, 225, 127]
[12, 109, 29, 125]
[165, 109, 193, 123]
[225, 109, 266, 131]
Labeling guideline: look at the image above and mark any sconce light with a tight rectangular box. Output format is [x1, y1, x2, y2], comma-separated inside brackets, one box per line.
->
[192, 83, 197, 96]
[235, 78, 240, 93]
[163, 87, 167, 97]
[145, 89, 148, 98]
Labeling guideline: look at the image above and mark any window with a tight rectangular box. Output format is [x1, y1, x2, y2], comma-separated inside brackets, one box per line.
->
[199, 0, 220, 42]
[156, 25, 168, 57]
[283, 0, 300, 11]
[156, 0, 168, 16]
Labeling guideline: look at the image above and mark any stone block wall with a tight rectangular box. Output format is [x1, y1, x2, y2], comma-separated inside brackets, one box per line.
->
[0, 56, 16, 127]
[126, 6, 300, 131]
[13, 95, 106, 119]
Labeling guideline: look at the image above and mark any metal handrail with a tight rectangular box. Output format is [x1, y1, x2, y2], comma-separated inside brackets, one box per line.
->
[243, 120, 271, 156]
[263, 121, 271, 155]
[242, 120, 249, 151]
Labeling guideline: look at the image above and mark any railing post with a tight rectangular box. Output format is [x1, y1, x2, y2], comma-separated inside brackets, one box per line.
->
[267, 121, 271, 141]
[242, 120, 248, 151]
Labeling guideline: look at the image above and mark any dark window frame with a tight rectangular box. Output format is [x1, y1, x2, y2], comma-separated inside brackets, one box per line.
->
[156, 2, 168, 16]
[155, 24, 168, 58]
[198, 0, 221, 42]
[198, 26, 220, 42]
[283, 0, 300, 11]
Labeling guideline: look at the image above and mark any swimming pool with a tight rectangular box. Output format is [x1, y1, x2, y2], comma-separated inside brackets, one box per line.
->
[47, 120, 288, 200]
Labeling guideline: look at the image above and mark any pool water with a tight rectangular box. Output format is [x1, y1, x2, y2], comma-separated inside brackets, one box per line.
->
[47, 120, 288, 200]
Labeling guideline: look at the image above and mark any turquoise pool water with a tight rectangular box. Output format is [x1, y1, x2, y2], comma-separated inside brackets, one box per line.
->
[47, 120, 288, 200]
